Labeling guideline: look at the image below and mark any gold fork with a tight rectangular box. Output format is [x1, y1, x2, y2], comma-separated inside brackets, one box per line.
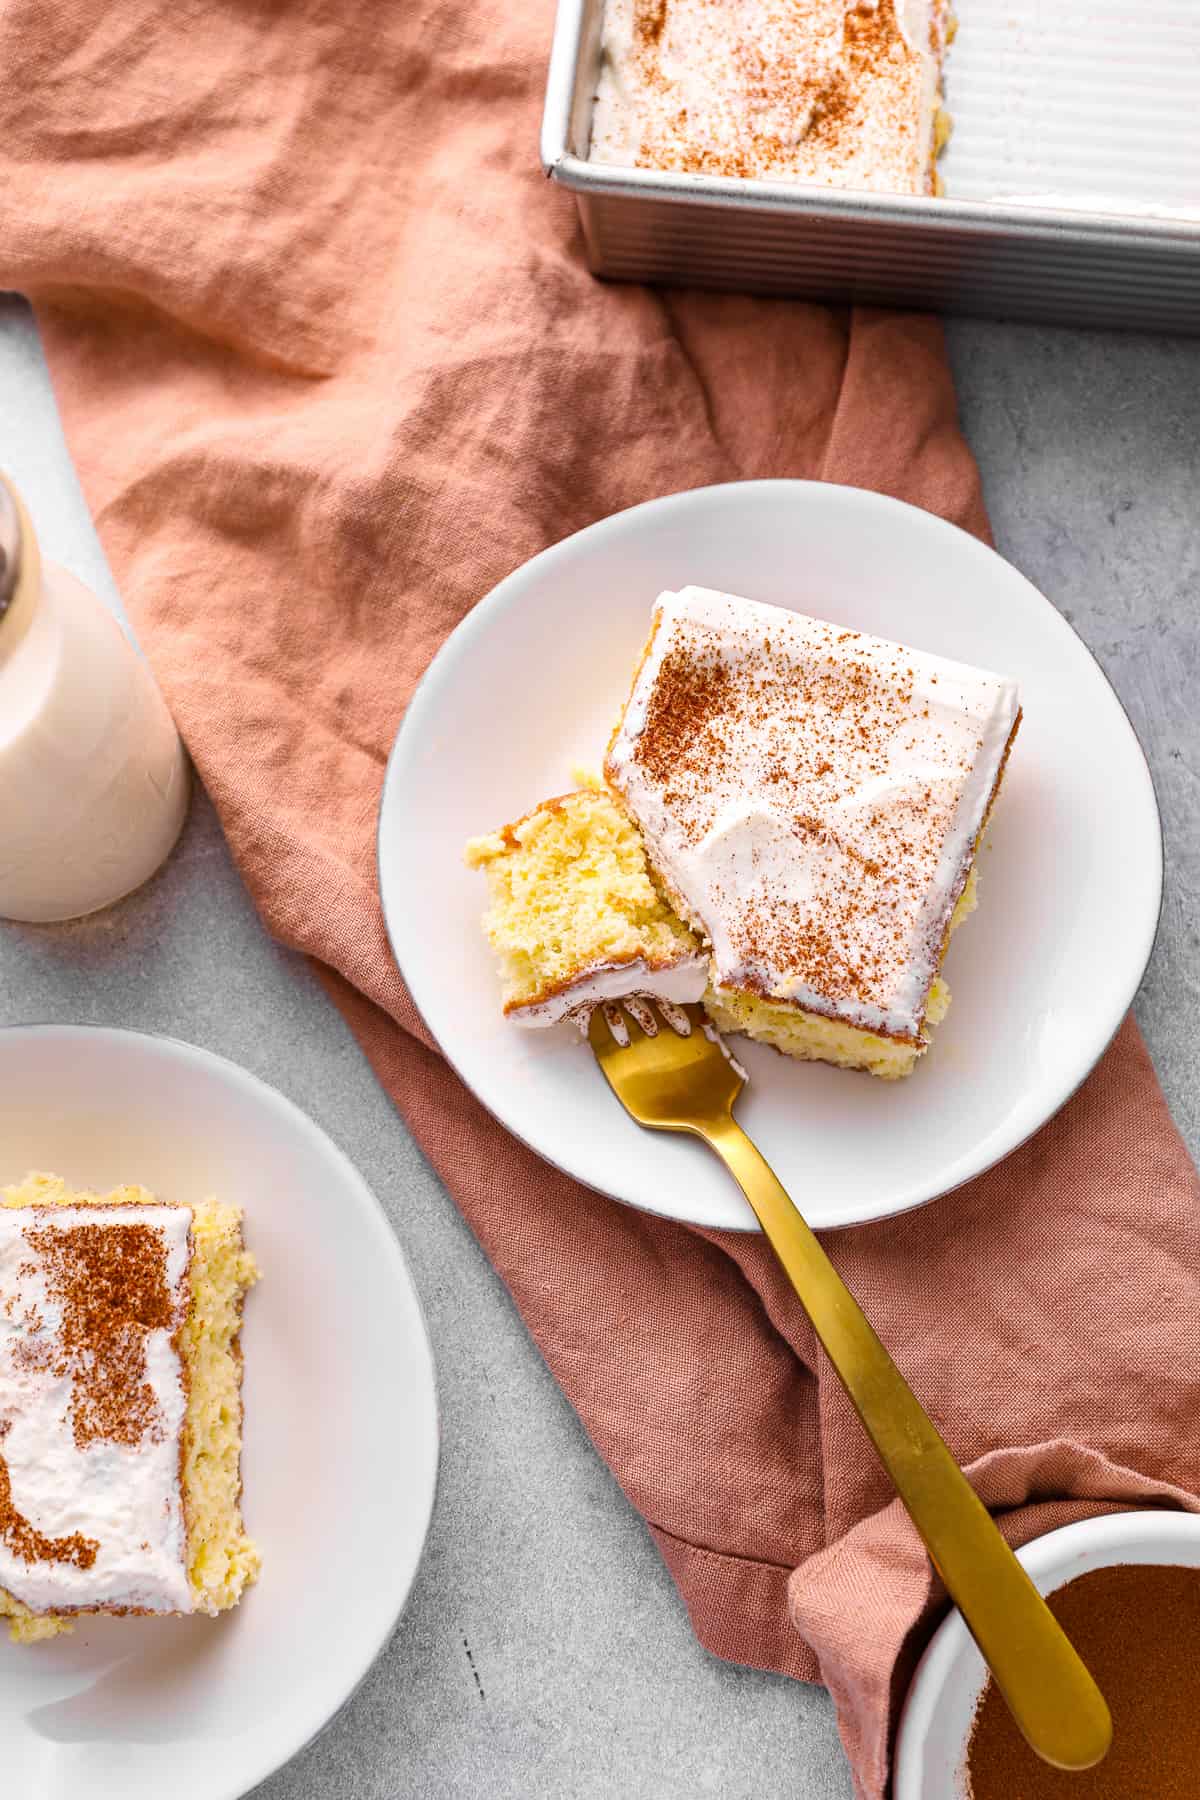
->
[588, 1000, 1111, 1773]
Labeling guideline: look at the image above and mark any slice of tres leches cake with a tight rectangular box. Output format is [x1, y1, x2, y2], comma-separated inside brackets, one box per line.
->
[605, 586, 1020, 1078]
[0, 1171, 260, 1643]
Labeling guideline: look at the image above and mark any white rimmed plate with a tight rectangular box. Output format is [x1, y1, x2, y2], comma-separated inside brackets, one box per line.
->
[0, 1024, 438, 1800]
[378, 481, 1161, 1232]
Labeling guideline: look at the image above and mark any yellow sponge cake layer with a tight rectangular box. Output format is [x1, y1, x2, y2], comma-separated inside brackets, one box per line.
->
[466, 787, 706, 1024]
[706, 974, 952, 1080]
[183, 1197, 261, 1615]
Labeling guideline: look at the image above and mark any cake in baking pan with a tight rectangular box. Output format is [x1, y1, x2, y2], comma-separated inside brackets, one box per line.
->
[605, 587, 1020, 1078]
[589, 0, 954, 196]
[0, 1172, 259, 1643]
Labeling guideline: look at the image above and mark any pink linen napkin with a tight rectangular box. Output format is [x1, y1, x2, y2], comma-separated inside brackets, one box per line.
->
[1, 3, 1197, 1793]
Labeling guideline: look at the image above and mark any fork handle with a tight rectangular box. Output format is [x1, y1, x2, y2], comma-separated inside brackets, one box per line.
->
[699, 1114, 1111, 1774]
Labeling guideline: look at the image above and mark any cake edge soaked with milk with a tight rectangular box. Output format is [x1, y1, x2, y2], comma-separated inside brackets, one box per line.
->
[589, 0, 953, 197]
[605, 586, 1020, 1077]
[0, 1172, 259, 1645]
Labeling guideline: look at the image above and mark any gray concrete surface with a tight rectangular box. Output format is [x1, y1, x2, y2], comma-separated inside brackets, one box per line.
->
[1, 294, 1197, 1799]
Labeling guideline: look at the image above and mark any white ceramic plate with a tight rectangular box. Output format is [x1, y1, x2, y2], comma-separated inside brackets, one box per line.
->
[895, 1510, 1200, 1799]
[378, 481, 1161, 1232]
[0, 1025, 438, 1800]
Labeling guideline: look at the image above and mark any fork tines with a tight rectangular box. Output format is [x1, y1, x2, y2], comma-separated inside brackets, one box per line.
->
[597, 998, 694, 1046]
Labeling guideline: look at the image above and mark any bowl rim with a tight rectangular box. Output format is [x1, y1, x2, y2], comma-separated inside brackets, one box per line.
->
[894, 1508, 1200, 1799]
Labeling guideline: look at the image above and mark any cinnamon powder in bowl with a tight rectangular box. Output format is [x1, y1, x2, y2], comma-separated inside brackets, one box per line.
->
[966, 1564, 1200, 1798]
[893, 1513, 1200, 1800]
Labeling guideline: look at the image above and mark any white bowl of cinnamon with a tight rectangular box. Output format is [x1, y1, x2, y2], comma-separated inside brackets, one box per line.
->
[895, 1509, 1200, 1800]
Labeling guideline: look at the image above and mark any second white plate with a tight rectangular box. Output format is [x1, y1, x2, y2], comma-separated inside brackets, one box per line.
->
[0, 1025, 438, 1800]
[379, 481, 1161, 1232]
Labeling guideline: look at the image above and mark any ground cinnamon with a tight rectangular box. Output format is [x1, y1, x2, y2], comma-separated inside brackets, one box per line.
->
[966, 1564, 1200, 1799]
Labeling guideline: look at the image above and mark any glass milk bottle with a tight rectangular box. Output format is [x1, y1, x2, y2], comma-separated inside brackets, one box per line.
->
[0, 473, 189, 922]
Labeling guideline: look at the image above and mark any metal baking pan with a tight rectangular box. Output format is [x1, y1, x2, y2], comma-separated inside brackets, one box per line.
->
[541, 0, 1200, 333]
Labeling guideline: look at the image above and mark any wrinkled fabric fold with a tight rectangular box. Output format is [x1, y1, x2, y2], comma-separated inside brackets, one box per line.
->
[1, 4, 1197, 1796]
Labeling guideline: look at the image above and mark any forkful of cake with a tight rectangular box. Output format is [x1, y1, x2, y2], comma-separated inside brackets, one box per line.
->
[587, 996, 1111, 1776]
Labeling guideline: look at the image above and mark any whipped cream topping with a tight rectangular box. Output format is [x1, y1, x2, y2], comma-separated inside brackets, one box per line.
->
[605, 588, 1020, 1044]
[0, 1204, 193, 1616]
[589, 0, 947, 196]
[510, 951, 709, 1027]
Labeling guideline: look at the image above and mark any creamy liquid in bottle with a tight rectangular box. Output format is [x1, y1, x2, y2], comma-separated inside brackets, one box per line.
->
[0, 478, 189, 922]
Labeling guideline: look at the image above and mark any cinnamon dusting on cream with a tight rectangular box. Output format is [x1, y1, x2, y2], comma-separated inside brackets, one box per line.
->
[590, 0, 950, 196]
[606, 587, 1021, 1044]
[23, 1220, 183, 1451]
